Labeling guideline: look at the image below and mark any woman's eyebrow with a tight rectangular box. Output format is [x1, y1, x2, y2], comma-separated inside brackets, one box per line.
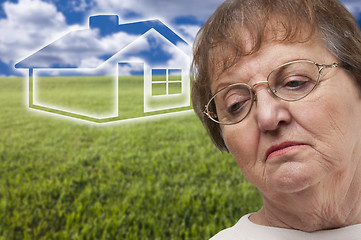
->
[210, 56, 306, 94]
[211, 78, 231, 94]
[212, 74, 250, 94]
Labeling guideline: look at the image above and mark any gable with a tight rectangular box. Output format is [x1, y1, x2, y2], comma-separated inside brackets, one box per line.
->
[15, 17, 191, 70]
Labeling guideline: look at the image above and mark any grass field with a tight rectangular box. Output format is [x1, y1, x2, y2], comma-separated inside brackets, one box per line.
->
[0, 77, 262, 240]
[33, 75, 191, 122]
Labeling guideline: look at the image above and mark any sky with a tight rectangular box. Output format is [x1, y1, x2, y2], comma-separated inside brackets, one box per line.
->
[0, 0, 360, 77]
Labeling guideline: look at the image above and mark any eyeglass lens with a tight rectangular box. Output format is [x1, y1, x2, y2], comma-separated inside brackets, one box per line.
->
[207, 61, 321, 124]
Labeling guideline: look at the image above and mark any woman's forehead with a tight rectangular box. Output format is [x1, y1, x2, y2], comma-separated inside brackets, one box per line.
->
[210, 38, 333, 93]
[208, 21, 317, 80]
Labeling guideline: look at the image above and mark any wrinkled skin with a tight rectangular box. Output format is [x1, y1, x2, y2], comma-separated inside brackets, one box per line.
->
[213, 38, 361, 231]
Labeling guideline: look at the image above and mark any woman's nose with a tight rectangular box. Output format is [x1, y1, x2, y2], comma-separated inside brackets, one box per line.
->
[254, 89, 292, 132]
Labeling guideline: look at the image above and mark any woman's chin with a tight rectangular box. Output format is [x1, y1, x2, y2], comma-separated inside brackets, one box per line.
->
[265, 161, 323, 194]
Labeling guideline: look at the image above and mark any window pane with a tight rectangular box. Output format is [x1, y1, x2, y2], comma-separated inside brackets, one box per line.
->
[168, 69, 182, 81]
[152, 69, 166, 82]
[152, 83, 167, 95]
[168, 82, 182, 94]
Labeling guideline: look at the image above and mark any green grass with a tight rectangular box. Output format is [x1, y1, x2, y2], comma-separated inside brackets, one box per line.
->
[35, 76, 116, 117]
[0, 77, 262, 240]
[33, 76, 190, 122]
[151, 83, 167, 96]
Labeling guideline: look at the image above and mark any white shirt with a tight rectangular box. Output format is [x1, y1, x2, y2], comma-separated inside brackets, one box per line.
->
[210, 214, 361, 240]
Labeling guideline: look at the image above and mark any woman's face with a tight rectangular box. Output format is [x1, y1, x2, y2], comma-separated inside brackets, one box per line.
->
[213, 38, 361, 198]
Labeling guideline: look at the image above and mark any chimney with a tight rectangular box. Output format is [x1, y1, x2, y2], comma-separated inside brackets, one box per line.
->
[89, 15, 120, 35]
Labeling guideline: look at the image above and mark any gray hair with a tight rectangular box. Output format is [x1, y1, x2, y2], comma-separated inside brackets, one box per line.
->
[192, 0, 361, 151]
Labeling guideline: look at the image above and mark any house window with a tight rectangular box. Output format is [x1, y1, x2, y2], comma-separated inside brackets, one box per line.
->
[152, 69, 182, 96]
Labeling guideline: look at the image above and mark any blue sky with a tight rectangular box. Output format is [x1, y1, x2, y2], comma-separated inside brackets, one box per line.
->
[0, 0, 360, 76]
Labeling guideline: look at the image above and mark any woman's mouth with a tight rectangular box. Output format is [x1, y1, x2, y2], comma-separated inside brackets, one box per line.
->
[265, 142, 308, 161]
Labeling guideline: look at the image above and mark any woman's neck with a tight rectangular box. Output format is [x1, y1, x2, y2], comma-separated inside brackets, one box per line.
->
[250, 174, 361, 232]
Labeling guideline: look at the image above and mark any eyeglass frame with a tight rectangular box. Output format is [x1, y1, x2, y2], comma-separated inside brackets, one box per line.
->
[203, 59, 339, 125]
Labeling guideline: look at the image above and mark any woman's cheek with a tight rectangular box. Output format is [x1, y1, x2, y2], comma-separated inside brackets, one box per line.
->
[222, 125, 259, 169]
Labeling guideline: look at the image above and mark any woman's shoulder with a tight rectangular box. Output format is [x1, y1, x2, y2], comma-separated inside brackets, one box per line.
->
[209, 213, 361, 240]
[209, 214, 252, 240]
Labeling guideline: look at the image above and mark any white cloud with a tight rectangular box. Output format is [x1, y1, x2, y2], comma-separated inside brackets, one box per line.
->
[85, 0, 224, 48]
[178, 24, 201, 44]
[100, 31, 142, 53]
[339, 0, 361, 15]
[163, 42, 191, 70]
[25, 28, 142, 68]
[78, 56, 104, 68]
[0, 0, 82, 66]
[71, 0, 89, 12]
[91, 0, 223, 21]
[117, 61, 144, 75]
[25, 25, 192, 78]
[0, 0, 224, 76]
[89, 0, 223, 35]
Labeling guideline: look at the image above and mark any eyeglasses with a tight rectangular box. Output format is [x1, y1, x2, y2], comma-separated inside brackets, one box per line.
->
[203, 60, 338, 125]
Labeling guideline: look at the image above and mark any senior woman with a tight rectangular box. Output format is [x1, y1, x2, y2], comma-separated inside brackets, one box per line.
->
[192, 0, 361, 239]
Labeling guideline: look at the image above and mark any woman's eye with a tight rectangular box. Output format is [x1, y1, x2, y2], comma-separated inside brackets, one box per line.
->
[225, 98, 250, 116]
[282, 76, 313, 90]
[285, 80, 306, 88]
[216, 86, 252, 120]
[227, 101, 245, 115]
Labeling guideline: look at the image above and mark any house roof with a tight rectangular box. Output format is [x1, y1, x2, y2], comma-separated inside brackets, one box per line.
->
[15, 15, 190, 69]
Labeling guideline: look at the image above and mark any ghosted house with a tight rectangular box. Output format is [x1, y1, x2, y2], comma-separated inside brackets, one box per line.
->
[15, 15, 192, 123]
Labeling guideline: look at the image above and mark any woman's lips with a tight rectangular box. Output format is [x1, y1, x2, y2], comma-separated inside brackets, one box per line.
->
[265, 142, 307, 161]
